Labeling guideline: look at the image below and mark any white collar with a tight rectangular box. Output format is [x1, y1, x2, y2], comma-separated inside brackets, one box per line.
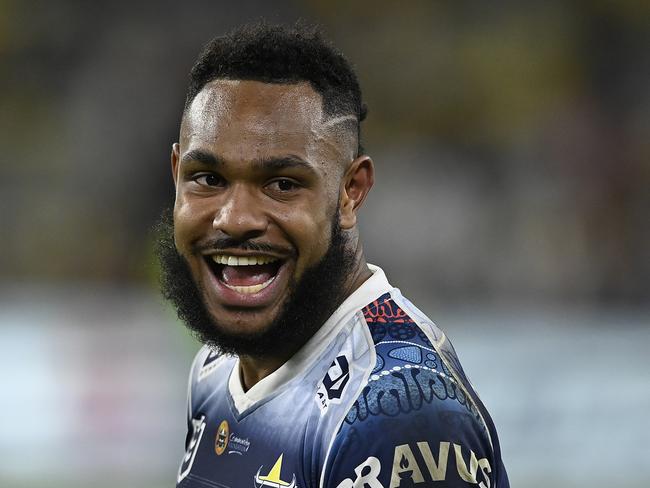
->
[228, 264, 392, 413]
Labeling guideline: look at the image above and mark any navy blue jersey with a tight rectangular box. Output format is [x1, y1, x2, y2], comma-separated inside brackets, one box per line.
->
[177, 265, 508, 488]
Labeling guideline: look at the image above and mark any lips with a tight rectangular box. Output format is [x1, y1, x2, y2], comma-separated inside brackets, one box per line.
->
[202, 253, 289, 307]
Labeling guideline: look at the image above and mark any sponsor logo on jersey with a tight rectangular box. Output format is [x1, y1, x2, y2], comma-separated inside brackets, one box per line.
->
[254, 453, 297, 488]
[228, 432, 251, 455]
[335, 441, 492, 488]
[215, 420, 229, 455]
[335, 456, 382, 488]
[178, 414, 206, 483]
[214, 419, 251, 456]
[316, 354, 350, 414]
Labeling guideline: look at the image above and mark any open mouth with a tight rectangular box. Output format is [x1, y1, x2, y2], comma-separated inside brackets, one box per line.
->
[205, 254, 284, 295]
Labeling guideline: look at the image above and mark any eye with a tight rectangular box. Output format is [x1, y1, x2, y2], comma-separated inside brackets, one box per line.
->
[193, 173, 224, 187]
[268, 178, 300, 193]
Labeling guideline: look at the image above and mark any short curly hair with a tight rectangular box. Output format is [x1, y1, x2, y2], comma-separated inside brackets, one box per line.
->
[185, 21, 367, 155]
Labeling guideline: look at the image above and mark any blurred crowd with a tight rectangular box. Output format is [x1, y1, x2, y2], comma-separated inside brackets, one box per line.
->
[2, 0, 648, 305]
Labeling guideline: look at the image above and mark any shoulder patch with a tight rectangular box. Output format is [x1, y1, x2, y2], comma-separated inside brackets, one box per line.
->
[197, 348, 221, 382]
[362, 293, 435, 372]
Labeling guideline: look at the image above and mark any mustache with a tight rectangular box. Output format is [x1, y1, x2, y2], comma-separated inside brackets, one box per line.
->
[192, 237, 296, 257]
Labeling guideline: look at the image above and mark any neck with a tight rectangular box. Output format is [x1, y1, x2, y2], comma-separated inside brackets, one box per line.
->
[238, 248, 372, 392]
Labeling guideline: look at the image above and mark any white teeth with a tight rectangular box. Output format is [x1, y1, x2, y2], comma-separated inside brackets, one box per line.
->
[211, 255, 278, 266]
[223, 276, 276, 294]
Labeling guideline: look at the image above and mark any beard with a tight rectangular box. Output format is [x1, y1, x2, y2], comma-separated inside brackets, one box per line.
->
[155, 208, 354, 358]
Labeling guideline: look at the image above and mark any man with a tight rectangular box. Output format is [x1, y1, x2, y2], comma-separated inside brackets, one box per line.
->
[159, 22, 509, 488]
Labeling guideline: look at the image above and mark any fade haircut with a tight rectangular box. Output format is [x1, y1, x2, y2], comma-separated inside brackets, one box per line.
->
[184, 21, 367, 155]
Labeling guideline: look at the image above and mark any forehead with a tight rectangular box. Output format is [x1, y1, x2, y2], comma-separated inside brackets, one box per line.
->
[181, 80, 344, 163]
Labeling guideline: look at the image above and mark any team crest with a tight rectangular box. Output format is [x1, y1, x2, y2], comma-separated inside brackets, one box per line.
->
[254, 454, 297, 488]
[215, 420, 229, 455]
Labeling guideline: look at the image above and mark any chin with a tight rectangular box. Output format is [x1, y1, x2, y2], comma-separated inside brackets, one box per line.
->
[206, 303, 283, 339]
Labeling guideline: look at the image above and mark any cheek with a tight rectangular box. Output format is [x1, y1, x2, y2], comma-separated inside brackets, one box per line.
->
[172, 201, 209, 253]
[280, 204, 334, 262]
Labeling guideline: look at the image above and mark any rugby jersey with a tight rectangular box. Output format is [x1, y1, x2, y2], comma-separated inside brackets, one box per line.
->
[177, 264, 508, 488]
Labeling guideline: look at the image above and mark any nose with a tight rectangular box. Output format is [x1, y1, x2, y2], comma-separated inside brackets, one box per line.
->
[212, 184, 268, 241]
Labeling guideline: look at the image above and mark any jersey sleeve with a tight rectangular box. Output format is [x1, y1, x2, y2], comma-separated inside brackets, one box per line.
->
[321, 366, 498, 488]
[182, 347, 209, 436]
[177, 346, 212, 485]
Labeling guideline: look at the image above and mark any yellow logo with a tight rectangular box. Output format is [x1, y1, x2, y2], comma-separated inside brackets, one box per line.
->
[214, 420, 229, 455]
[254, 454, 297, 488]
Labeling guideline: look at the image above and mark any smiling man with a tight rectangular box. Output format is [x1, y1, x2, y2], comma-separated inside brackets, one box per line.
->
[159, 22, 508, 488]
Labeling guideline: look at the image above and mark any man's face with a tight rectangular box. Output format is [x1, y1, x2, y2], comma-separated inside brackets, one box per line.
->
[170, 80, 355, 351]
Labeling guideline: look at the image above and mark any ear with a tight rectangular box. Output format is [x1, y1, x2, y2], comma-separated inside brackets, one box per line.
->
[339, 155, 374, 230]
[171, 143, 180, 188]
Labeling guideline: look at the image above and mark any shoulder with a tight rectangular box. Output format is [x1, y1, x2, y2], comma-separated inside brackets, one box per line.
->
[349, 291, 483, 426]
[321, 292, 504, 488]
[185, 345, 232, 416]
[186, 345, 221, 386]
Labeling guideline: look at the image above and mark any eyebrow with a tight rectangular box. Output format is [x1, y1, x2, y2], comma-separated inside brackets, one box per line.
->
[181, 150, 318, 175]
[181, 149, 223, 167]
[251, 154, 317, 175]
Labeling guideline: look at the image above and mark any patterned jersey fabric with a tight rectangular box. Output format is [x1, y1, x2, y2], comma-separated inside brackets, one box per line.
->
[176, 265, 508, 488]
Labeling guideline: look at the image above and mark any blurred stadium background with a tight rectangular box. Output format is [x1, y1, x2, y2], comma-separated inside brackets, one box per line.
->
[1, 1, 648, 487]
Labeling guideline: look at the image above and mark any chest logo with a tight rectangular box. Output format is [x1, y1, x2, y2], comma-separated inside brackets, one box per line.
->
[215, 420, 229, 455]
[254, 453, 297, 488]
[316, 354, 350, 414]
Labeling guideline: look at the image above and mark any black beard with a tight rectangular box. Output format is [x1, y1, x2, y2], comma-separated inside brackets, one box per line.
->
[155, 209, 354, 358]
